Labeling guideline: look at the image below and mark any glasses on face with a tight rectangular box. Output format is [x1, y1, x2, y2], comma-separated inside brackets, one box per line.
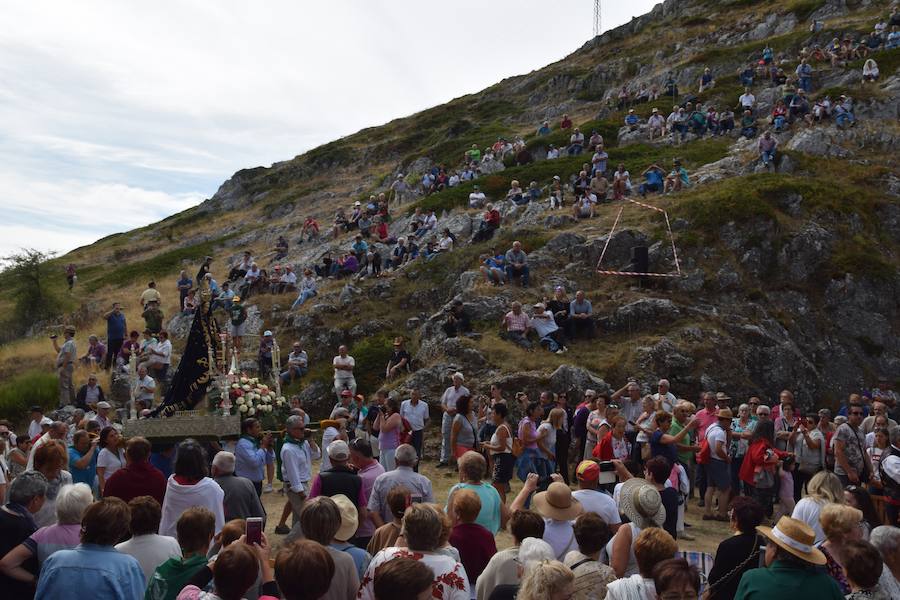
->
[758, 411, 770, 417]
[749, 401, 760, 406]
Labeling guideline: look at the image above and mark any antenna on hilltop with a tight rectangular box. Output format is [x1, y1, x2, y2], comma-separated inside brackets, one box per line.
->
[593, 0, 601, 37]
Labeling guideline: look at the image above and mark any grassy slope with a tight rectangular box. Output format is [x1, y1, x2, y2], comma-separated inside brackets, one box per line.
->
[2, 0, 898, 417]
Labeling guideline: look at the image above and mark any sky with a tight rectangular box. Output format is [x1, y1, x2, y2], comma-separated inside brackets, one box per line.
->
[0, 0, 659, 257]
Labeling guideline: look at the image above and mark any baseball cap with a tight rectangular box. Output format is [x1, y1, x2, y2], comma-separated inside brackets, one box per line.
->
[327, 440, 350, 461]
[264, 330, 273, 336]
[40, 416, 53, 426]
[576, 460, 600, 482]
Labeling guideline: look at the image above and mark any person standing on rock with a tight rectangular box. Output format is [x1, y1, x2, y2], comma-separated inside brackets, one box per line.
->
[102, 302, 126, 371]
[333, 345, 357, 400]
[389, 174, 408, 205]
[228, 296, 247, 354]
[52, 325, 77, 407]
[439, 372, 470, 467]
[142, 299, 164, 335]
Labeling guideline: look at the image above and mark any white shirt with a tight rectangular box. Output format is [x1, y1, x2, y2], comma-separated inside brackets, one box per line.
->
[320, 427, 339, 472]
[115, 534, 182, 583]
[740, 92, 756, 107]
[159, 476, 225, 537]
[422, 214, 437, 230]
[136, 375, 156, 402]
[439, 236, 453, 251]
[401, 399, 429, 431]
[706, 423, 728, 460]
[572, 489, 622, 527]
[605, 574, 656, 600]
[441, 385, 470, 412]
[97, 447, 125, 478]
[280, 272, 297, 284]
[280, 440, 321, 493]
[468, 191, 486, 206]
[151, 339, 172, 365]
[791, 497, 827, 544]
[333, 355, 355, 379]
[544, 519, 578, 560]
[883, 448, 900, 486]
[531, 310, 559, 337]
[652, 392, 677, 413]
[28, 419, 43, 440]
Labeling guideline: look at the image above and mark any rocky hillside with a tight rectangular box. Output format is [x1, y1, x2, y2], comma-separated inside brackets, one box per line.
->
[7, 0, 900, 416]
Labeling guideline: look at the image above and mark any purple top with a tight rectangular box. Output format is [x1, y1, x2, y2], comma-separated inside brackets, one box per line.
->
[355, 460, 385, 538]
[518, 418, 538, 449]
[24, 523, 82, 564]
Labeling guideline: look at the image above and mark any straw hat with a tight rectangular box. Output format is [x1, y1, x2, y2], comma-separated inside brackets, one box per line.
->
[532, 482, 583, 521]
[756, 516, 826, 565]
[331, 494, 359, 542]
[619, 478, 666, 529]
[716, 408, 734, 420]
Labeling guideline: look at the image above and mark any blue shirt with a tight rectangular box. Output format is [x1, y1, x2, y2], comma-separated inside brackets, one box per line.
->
[625, 114, 639, 125]
[569, 299, 592, 316]
[646, 170, 663, 186]
[447, 481, 503, 534]
[332, 542, 371, 580]
[68, 446, 98, 487]
[106, 312, 126, 340]
[235, 436, 274, 483]
[35, 544, 145, 600]
[150, 452, 174, 479]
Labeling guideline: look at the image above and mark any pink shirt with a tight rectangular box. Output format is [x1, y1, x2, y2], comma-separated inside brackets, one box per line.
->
[504, 311, 530, 332]
[356, 460, 386, 538]
[694, 408, 719, 442]
[518, 418, 539, 449]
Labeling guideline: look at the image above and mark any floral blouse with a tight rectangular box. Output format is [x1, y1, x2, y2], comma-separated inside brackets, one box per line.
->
[818, 544, 850, 595]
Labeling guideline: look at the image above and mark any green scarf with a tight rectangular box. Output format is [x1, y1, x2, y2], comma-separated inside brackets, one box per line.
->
[240, 434, 260, 449]
[283, 435, 305, 447]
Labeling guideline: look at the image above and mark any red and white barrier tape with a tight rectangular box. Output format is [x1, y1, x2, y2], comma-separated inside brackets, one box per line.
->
[596, 198, 683, 277]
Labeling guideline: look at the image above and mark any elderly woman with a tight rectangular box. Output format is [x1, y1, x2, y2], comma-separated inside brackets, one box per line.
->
[359, 503, 470, 600]
[31, 441, 73, 527]
[606, 527, 678, 599]
[869, 526, 900, 597]
[0, 483, 92, 584]
[607, 475, 666, 578]
[159, 439, 225, 537]
[791, 470, 844, 543]
[518, 560, 574, 600]
[35, 497, 144, 598]
[731, 403, 756, 494]
[632, 396, 657, 464]
[706, 496, 766, 599]
[819, 503, 865, 594]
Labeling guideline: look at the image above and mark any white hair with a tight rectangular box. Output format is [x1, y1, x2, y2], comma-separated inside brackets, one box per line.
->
[518, 537, 555, 566]
[212, 451, 236, 474]
[870, 525, 900, 557]
[452, 372, 465, 382]
[56, 483, 93, 524]
[395, 444, 418, 466]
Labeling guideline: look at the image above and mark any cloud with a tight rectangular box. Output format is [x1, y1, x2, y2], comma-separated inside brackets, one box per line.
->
[0, 0, 658, 256]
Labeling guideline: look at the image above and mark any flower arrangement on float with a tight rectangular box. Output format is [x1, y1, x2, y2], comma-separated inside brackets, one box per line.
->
[224, 376, 289, 428]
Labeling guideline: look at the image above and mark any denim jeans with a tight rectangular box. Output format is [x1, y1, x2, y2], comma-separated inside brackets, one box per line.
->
[761, 150, 776, 165]
[505, 264, 529, 286]
[290, 290, 317, 310]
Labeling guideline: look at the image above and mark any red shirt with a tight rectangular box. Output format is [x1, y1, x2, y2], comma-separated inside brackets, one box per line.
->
[594, 430, 615, 460]
[449, 522, 497, 585]
[739, 438, 789, 486]
[102, 460, 167, 505]
[484, 210, 500, 227]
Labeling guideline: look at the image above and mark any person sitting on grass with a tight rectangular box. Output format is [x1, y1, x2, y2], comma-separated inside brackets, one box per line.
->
[758, 131, 778, 170]
[479, 251, 506, 286]
[573, 195, 595, 220]
[501, 302, 532, 349]
[638, 164, 665, 197]
[504, 241, 529, 287]
[664, 159, 689, 193]
[530, 303, 568, 355]
[689, 105, 708, 137]
[146, 506, 217, 600]
[742, 109, 760, 137]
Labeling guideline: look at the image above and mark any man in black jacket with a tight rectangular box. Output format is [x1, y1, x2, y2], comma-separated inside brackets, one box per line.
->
[75, 374, 106, 411]
[442, 299, 472, 338]
[308, 440, 368, 525]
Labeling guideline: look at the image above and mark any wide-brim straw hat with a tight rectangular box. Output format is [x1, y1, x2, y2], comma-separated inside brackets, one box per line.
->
[331, 494, 359, 542]
[757, 516, 826, 565]
[619, 478, 666, 529]
[533, 482, 583, 521]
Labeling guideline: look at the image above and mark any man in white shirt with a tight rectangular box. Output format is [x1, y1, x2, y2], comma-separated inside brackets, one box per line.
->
[415, 209, 438, 238]
[401, 389, 430, 468]
[278, 265, 298, 293]
[739, 88, 756, 113]
[571, 461, 622, 533]
[280, 414, 321, 529]
[115, 495, 182, 583]
[652, 379, 678, 413]
[468, 186, 487, 209]
[135, 365, 156, 410]
[27, 407, 46, 440]
[147, 330, 172, 379]
[332, 345, 356, 400]
[529, 303, 568, 355]
[26, 420, 67, 470]
[438, 372, 469, 467]
[704, 409, 732, 521]
[647, 108, 667, 139]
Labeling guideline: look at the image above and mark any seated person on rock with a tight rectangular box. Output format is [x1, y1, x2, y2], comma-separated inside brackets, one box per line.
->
[472, 203, 501, 243]
[500, 302, 532, 349]
[530, 302, 568, 354]
[479, 251, 506, 286]
[442, 299, 472, 338]
[504, 241, 529, 287]
[568, 290, 596, 340]
[639, 164, 665, 197]
[664, 160, 689, 194]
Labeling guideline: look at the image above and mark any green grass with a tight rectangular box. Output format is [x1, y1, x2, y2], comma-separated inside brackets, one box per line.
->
[828, 235, 897, 282]
[786, 0, 826, 20]
[84, 233, 240, 290]
[0, 371, 58, 421]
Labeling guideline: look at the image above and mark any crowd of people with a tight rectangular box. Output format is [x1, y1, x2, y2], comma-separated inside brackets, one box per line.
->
[2, 366, 899, 599]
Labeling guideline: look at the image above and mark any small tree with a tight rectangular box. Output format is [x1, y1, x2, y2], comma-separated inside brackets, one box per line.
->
[1, 248, 61, 336]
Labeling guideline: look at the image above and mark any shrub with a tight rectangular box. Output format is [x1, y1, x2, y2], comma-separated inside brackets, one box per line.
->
[0, 371, 58, 422]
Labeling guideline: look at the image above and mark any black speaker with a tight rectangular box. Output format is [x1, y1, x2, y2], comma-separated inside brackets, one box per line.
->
[630, 246, 649, 274]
